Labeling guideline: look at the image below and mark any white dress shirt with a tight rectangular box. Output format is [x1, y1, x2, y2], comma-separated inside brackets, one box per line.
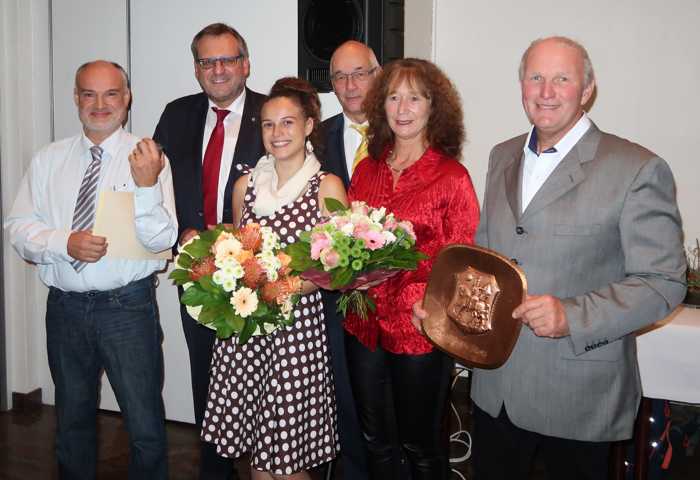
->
[342, 113, 368, 179]
[201, 90, 246, 223]
[521, 114, 592, 210]
[5, 127, 178, 292]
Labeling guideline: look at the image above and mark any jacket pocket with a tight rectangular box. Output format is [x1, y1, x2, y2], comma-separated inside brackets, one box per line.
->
[559, 336, 621, 362]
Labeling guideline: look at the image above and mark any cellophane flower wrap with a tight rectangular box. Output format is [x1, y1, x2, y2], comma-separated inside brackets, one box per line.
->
[169, 223, 301, 344]
[285, 198, 427, 319]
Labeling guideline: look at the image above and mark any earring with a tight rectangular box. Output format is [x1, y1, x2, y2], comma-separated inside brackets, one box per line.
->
[305, 138, 314, 154]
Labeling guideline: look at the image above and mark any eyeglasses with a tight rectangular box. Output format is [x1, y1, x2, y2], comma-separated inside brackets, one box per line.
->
[196, 55, 245, 70]
[331, 67, 378, 84]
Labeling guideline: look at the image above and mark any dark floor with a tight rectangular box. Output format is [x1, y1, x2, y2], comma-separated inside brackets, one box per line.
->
[1, 377, 698, 479]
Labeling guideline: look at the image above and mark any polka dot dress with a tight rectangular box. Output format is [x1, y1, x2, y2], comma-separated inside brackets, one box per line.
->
[201, 168, 339, 475]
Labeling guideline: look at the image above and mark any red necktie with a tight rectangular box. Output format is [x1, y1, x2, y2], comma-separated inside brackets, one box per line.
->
[202, 107, 230, 226]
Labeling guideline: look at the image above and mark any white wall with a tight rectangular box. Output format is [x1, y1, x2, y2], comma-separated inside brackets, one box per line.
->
[434, 0, 700, 243]
[3, 0, 699, 415]
[51, 0, 128, 141]
[1, 0, 53, 409]
[404, 0, 435, 59]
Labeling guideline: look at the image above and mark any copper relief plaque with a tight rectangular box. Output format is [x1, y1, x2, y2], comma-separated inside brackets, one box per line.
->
[447, 267, 501, 335]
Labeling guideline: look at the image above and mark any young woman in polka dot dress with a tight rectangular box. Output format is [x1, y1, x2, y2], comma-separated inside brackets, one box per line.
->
[200, 77, 348, 480]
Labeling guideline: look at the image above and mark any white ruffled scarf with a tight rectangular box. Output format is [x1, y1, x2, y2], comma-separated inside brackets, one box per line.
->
[250, 152, 321, 216]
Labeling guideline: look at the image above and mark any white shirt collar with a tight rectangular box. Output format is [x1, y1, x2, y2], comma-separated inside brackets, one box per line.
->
[207, 88, 246, 117]
[343, 113, 368, 131]
[81, 126, 125, 159]
[523, 113, 592, 159]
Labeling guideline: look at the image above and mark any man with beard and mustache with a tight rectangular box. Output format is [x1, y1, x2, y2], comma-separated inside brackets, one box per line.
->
[6, 60, 177, 479]
[152, 23, 265, 479]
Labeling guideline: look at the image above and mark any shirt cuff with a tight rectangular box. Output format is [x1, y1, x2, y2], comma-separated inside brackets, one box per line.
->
[48, 229, 74, 262]
[134, 182, 164, 212]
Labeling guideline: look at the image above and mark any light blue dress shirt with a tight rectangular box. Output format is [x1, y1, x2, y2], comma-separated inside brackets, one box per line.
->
[5, 127, 178, 292]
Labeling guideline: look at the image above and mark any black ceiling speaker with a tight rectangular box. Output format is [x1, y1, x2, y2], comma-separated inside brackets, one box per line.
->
[299, 0, 404, 92]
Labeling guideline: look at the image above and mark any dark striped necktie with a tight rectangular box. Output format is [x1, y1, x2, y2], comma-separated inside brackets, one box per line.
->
[70, 145, 103, 272]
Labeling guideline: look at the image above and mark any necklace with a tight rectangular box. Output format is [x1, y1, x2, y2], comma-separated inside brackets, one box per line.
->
[386, 148, 423, 173]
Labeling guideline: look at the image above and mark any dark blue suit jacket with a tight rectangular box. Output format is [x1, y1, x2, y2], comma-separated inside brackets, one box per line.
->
[321, 113, 351, 188]
[320, 112, 369, 479]
[153, 88, 266, 241]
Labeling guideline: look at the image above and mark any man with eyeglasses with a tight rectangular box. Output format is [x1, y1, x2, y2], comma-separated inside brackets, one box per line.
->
[323, 40, 380, 187]
[153, 22, 265, 480]
[319, 40, 381, 480]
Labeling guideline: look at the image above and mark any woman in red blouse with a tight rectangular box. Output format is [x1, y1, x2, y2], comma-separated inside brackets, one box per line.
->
[345, 58, 480, 479]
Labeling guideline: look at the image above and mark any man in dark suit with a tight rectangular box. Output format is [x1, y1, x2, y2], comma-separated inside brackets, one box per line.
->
[322, 40, 380, 185]
[153, 23, 265, 479]
[319, 40, 380, 480]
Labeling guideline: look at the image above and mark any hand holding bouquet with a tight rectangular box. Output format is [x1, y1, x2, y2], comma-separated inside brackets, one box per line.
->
[169, 223, 301, 344]
[285, 199, 427, 319]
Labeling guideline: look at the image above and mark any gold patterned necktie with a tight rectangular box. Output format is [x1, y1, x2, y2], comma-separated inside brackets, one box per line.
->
[349, 123, 369, 173]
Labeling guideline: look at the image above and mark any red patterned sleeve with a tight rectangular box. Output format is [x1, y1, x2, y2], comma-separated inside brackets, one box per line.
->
[444, 167, 480, 247]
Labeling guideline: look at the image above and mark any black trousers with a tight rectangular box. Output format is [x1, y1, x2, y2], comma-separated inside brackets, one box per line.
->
[472, 404, 611, 480]
[346, 334, 454, 480]
[321, 291, 370, 479]
[178, 302, 237, 479]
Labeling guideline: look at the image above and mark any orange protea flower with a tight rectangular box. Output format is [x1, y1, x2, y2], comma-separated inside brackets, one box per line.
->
[277, 251, 292, 276]
[236, 223, 263, 252]
[261, 280, 286, 304]
[261, 276, 302, 304]
[242, 257, 266, 289]
[190, 256, 216, 281]
[281, 276, 302, 303]
[234, 248, 254, 264]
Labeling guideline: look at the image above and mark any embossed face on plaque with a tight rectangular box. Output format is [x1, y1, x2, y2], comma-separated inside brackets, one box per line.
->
[447, 267, 501, 335]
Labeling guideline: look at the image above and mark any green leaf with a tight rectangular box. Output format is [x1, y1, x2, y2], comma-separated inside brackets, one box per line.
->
[324, 197, 347, 213]
[285, 242, 319, 273]
[255, 301, 270, 317]
[180, 284, 217, 306]
[298, 230, 312, 243]
[183, 238, 213, 259]
[238, 317, 257, 345]
[199, 229, 221, 243]
[197, 275, 220, 294]
[176, 253, 193, 269]
[168, 269, 191, 285]
[197, 304, 221, 325]
[215, 320, 235, 339]
[330, 267, 356, 289]
[225, 309, 245, 332]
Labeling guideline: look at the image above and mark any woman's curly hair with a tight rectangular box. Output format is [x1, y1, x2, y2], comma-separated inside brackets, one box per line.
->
[363, 58, 465, 160]
[266, 77, 324, 158]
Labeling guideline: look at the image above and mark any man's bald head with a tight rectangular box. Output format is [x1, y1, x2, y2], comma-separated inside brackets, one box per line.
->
[330, 41, 380, 123]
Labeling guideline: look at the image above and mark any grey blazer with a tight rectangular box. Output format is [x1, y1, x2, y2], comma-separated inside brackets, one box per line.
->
[471, 123, 687, 441]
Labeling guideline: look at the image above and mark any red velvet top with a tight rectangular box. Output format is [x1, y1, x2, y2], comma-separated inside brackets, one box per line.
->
[345, 147, 480, 354]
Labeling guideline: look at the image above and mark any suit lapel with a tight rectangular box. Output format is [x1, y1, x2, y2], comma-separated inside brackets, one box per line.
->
[232, 88, 260, 167]
[189, 94, 208, 204]
[503, 150, 523, 221]
[521, 124, 601, 222]
[333, 116, 351, 186]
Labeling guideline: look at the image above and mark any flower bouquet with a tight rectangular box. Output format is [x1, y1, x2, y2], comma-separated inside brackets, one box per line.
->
[285, 199, 427, 319]
[169, 223, 301, 344]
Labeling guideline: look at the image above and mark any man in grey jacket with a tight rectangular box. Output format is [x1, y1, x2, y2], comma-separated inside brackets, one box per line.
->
[416, 36, 686, 479]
